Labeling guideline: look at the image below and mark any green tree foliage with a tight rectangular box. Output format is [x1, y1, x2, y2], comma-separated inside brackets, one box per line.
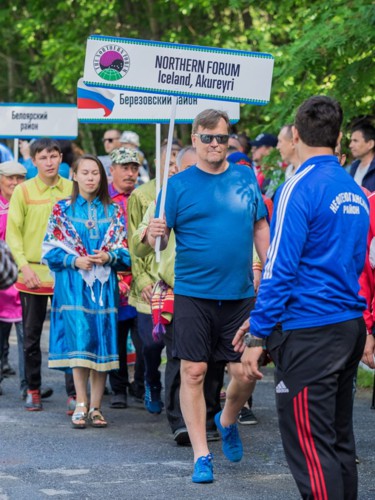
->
[0, 0, 373, 156]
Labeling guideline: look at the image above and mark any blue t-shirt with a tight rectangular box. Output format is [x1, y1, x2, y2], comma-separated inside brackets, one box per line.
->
[159, 163, 267, 300]
[0, 143, 13, 162]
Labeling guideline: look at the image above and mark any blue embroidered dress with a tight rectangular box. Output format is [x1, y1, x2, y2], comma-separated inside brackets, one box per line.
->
[43, 195, 130, 372]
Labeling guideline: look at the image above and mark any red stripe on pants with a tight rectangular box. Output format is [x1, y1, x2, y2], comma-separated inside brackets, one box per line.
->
[293, 388, 328, 500]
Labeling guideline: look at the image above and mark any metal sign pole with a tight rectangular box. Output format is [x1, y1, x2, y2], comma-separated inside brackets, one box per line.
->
[155, 96, 177, 262]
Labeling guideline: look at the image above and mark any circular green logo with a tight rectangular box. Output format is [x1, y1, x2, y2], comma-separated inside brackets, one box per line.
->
[93, 45, 130, 81]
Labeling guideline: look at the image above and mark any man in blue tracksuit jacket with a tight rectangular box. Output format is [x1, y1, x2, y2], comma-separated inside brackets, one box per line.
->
[235, 96, 369, 500]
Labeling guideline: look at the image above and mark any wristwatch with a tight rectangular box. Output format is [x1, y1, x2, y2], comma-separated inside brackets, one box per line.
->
[243, 333, 265, 348]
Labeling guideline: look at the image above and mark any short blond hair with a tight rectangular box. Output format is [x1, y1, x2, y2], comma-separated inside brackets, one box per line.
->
[192, 109, 230, 134]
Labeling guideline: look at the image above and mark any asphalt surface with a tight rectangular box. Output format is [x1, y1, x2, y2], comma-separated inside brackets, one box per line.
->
[0, 325, 374, 500]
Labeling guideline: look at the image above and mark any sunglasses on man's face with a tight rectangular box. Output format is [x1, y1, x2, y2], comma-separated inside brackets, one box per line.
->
[102, 137, 120, 143]
[194, 133, 229, 144]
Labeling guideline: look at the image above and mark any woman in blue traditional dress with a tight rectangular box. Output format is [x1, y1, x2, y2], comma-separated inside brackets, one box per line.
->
[43, 154, 130, 428]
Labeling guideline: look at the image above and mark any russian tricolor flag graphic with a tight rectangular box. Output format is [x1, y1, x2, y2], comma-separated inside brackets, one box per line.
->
[77, 84, 115, 117]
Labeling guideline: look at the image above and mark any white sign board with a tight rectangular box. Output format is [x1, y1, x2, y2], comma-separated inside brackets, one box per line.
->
[0, 104, 78, 139]
[83, 36, 274, 105]
[77, 79, 240, 124]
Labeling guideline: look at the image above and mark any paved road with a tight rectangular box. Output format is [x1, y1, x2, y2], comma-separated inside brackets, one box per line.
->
[0, 327, 374, 499]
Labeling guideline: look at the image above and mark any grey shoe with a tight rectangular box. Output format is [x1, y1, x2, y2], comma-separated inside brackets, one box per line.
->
[21, 386, 53, 400]
[2, 362, 16, 376]
[110, 393, 128, 409]
[25, 390, 43, 411]
[206, 429, 220, 441]
[173, 427, 191, 446]
[66, 396, 77, 415]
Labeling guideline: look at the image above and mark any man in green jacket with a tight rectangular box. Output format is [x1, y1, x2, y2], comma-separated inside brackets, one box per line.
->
[127, 142, 180, 414]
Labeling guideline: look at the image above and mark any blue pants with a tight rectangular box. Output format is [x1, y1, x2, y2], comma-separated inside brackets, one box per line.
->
[137, 313, 164, 390]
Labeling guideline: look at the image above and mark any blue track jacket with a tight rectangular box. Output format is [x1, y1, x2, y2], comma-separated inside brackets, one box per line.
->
[250, 155, 370, 338]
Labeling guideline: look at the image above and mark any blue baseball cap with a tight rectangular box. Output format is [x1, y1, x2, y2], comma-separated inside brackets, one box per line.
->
[251, 133, 277, 148]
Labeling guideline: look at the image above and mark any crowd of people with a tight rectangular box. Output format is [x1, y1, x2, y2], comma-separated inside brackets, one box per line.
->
[0, 97, 375, 497]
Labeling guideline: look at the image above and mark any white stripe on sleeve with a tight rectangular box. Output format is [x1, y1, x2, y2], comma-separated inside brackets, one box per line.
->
[263, 165, 315, 279]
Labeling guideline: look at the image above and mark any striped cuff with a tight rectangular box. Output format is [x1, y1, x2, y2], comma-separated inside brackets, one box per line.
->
[107, 252, 117, 266]
[63, 254, 77, 269]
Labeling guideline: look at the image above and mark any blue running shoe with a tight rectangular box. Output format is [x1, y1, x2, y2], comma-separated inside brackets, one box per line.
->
[144, 383, 164, 414]
[192, 453, 214, 483]
[214, 411, 243, 462]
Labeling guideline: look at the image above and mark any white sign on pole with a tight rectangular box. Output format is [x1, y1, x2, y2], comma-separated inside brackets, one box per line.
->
[77, 79, 240, 124]
[0, 104, 78, 139]
[83, 36, 274, 105]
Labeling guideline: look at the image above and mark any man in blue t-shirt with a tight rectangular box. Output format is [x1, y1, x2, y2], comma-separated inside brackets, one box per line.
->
[148, 109, 269, 483]
[234, 96, 369, 499]
[0, 142, 13, 163]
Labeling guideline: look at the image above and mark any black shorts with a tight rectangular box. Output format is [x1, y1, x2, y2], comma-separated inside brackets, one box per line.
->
[172, 294, 255, 363]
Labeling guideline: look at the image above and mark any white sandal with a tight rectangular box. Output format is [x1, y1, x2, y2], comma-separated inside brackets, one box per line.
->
[71, 402, 88, 429]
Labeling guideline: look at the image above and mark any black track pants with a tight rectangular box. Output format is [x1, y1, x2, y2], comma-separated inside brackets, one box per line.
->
[267, 318, 366, 500]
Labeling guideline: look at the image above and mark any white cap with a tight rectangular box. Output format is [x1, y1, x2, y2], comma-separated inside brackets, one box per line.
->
[120, 131, 140, 147]
[0, 161, 27, 176]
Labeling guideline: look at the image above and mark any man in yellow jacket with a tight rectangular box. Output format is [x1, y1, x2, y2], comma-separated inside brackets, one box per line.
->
[6, 138, 72, 411]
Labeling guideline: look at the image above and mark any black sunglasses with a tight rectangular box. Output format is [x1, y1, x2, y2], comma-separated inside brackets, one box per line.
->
[102, 137, 120, 143]
[194, 133, 229, 144]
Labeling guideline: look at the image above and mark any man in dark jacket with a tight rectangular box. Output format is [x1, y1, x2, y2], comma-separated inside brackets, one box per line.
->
[349, 121, 375, 192]
[236, 96, 369, 500]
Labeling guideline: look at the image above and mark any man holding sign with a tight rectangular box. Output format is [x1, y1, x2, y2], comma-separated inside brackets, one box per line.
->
[147, 109, 269, 483]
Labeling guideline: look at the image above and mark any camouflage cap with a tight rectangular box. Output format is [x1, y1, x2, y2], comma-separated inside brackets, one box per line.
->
[110, 147, 141, 166]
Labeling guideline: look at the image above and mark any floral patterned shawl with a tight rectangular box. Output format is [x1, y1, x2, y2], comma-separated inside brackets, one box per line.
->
[42, 198, 127, 304]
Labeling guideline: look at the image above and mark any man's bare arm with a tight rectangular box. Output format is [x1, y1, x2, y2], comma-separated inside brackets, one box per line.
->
[254, 217, 270, 267]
